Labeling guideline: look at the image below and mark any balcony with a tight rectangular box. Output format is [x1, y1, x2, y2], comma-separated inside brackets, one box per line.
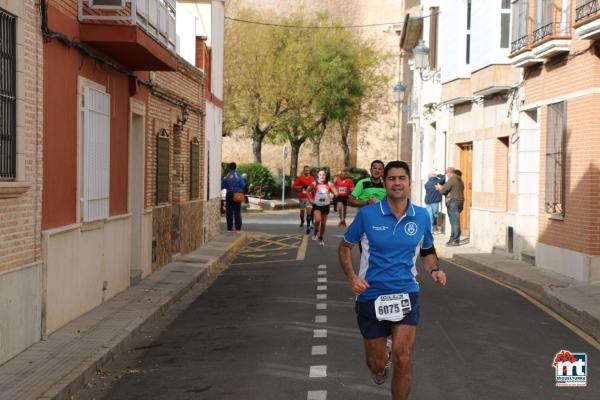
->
[530, 4, 572, 60]
[509, 33, 544, 68]
[78, 0, 177, 71]
[574, 0, 600, 39]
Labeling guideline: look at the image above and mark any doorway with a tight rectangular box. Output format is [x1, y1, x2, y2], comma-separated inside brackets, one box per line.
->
[458, 143, 473, 238]
[129, 104, 145, 284]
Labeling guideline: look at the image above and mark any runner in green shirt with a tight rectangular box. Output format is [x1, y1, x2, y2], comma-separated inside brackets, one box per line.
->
[349, 160, 387, 207]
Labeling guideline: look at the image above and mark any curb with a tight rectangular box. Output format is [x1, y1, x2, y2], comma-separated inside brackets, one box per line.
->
[451, 254, 600, 344]
[46, 233, 250, 400]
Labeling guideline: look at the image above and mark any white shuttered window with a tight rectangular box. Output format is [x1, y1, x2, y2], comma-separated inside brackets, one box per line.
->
[82, 87, 111, 222]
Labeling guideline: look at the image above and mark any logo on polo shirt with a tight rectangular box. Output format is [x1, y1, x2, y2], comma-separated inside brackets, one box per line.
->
[372, 225, 389, 231]
[404, 222, 418, 236]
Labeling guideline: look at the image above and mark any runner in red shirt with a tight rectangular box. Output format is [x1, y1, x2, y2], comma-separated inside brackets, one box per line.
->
[292, 165, 315, 234]
[334, 167, 355, 227]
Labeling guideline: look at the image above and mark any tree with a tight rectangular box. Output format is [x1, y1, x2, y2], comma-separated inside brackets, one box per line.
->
[223, 10, 289, 163]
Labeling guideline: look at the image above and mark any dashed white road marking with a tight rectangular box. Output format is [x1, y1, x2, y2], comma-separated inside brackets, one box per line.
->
[317, 285, 327, 291]
[317, 277, 327, 283]
[316, 303, 327, 310]
[312, 345, 327, 355]
[307, 390, 327, 400]
[309, 365, 327, 377]
[318, 270, 327, 275]
[313, 329, 327, 338]
[315, 315, 327, 323]
[318, 264, 327, 269]
[316, 293, 327, 300]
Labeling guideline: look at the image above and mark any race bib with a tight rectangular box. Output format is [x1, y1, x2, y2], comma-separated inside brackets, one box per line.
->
[315, 188, 330, 205]
[339, 187, 347, 194]
[374, 293, 411, 322]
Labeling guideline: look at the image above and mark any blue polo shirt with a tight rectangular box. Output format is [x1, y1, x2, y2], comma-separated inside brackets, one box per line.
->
[344, 197, 434, 301]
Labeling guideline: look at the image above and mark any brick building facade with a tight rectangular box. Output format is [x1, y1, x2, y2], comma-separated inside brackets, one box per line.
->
[0, 0, 44, 366]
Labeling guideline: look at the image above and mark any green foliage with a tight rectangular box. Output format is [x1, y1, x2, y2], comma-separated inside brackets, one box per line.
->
[237, 163, 276, 198]
[348, 167, 369, 182]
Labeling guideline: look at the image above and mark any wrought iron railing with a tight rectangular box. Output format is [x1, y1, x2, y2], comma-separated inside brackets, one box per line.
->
[532, 21, 570, 42]
[575, 0, 599, 22]
[511, 34, 530, 53]
[78, 0, 176, 52]
[0, 10, 16, 181]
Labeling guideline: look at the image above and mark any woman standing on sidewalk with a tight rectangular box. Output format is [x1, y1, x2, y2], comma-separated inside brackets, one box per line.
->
[308, 170, 335, 246]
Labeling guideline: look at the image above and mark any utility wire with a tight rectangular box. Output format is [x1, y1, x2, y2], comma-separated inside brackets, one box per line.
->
[224, 11, 440, 29]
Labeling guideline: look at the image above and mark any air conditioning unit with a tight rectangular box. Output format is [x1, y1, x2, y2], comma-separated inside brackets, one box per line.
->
[89, 0, 126, 9]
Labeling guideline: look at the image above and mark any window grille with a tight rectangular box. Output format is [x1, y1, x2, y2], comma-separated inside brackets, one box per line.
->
[0, 9, 16, 181]
[545, 101, 566, 217]
[157, 129, 170, 203]
[190, 138, 200, 200]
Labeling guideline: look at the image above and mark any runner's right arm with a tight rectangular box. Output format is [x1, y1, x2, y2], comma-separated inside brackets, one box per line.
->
[338, 211, 369, 294]
[348, 180, 366, 207]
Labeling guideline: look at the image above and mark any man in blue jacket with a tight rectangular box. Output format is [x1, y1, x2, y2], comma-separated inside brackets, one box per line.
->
[424, 172, 445, 231]
[221, 162, 246, 232]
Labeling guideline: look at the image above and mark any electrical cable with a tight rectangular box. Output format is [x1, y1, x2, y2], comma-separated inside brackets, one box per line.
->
[224, 10, 441, 29]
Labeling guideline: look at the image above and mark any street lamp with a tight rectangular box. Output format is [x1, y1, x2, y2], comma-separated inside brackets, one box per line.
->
[413, 39, 441, 83]
[392, 83, 405, 160]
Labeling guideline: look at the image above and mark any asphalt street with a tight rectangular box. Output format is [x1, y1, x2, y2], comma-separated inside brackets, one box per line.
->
[78, 209, 600, 400]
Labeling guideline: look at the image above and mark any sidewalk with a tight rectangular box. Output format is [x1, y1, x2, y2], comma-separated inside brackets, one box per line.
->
[0, 232, 250, 400]
[434, 234, 600, 344]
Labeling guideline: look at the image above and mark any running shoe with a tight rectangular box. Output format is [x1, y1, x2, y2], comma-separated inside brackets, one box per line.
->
[319, 239, 325, 246]
[306, 226, 311, 235]
[312, 233, 318, 241]
[372, 338, 392, 385]
[300, 222, 304, 229]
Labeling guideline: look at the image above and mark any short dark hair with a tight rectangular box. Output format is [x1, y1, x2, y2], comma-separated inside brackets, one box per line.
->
[384, 160, 411, 180]
[371, 160, 384, 169]
[228, 162, 237, 171]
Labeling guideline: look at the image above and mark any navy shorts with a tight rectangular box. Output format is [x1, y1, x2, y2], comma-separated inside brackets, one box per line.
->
[355, 292, 420, 339]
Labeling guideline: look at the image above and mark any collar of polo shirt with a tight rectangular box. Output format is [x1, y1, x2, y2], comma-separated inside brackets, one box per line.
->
[379, 196, 416, 218]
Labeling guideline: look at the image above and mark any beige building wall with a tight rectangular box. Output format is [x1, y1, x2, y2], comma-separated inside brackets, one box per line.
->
[0, 0, 44, 365]
[223, 0, 416, 174]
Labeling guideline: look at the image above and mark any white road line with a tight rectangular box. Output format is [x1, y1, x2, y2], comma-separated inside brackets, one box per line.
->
[317, 285, 327, 291]
[311, 345, 327, 355]
[318, 264, 327, 269]
[307, 390, 327, 400]
[315, 315, 327, 323]
[317, 277, 327, 283]
[316, 294, 327, 300]
[317, 270, 327, 275]
[313, 329, 327, 338]
[309, 365, 327, 378]
[316, 303, 327, 310]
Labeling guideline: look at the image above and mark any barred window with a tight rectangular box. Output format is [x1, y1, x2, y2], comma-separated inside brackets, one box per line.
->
[190, 138, 200, 200]
[0, 9, 16, 181]
[157, 129, 170, 204]
[545, 101, 566, 218]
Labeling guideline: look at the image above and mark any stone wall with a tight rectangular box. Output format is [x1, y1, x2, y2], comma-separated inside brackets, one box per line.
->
[152, 205, 172, 270]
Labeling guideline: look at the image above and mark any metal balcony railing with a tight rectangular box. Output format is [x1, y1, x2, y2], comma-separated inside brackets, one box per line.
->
[575, 0, 599, 22]
[78, 0, 176, 52]
[511, 34, 530, 53]
[532, 21, 570, 42]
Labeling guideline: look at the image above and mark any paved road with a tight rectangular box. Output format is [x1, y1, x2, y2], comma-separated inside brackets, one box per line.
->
[79, 210, 599, 399]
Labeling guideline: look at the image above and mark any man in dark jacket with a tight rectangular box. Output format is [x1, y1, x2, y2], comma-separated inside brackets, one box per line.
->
[221, 162, 246, 232]
[424, 172, 444, 231]
[436, 167, 465, 246]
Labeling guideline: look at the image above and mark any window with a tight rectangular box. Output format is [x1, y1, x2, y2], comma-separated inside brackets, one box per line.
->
[501, 0, 511, 9]
[466, 0, 472, 64]
[0, 9, 16, 181]
[429, 7, 439, 70]
[501, 1, 511, 48]
[545, 101, 566, 217]
[190, 138, 200, 200]
[511, 0, 529, 51]
[82, 87, 111, 222]
[156, 129, 170, 204]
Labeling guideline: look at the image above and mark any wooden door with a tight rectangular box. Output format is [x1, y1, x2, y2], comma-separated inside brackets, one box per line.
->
[459, 143, 473, 238]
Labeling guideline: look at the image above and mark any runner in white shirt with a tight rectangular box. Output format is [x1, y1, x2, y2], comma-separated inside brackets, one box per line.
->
[307, 170, 336, 246]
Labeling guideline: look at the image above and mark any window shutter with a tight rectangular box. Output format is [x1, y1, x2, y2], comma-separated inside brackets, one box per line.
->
[545, 102, 566, 216]
[82, 87, 111, 222]
[428, 7, 438, 70]
[157, 129, 170, 203]
[190, 138, 200, 200]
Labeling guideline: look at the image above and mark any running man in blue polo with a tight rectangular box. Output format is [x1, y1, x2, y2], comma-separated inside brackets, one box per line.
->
[338, 160, 447, 400]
